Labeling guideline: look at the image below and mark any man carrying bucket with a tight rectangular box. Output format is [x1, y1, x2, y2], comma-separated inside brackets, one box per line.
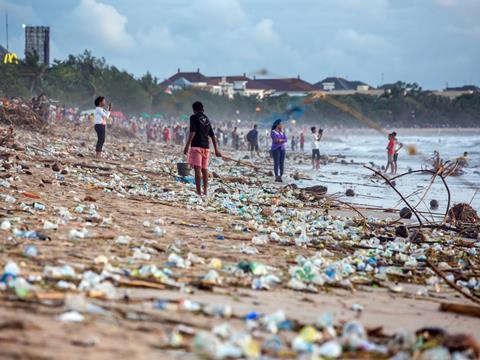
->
[183, 101, 222, 196]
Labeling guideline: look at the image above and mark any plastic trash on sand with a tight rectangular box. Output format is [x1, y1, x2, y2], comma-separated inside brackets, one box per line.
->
[56, 311, 85, 323]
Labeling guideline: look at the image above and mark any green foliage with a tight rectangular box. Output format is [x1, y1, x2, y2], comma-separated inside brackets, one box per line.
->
[0, 50, 479, 127]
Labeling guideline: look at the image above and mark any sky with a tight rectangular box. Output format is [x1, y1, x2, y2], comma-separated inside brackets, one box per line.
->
[1, 0, 479, 89]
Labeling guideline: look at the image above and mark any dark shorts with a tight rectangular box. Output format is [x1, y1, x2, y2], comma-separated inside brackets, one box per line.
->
[312, 149, 320, 161]
[393, 153, 398, 162]
[249, 142, 259, 152]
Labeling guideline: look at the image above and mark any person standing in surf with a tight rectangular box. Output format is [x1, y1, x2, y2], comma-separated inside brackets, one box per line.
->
[392, 131, 403, 174]
[311, 126, 321, 170]
[385, 133, 395, 174]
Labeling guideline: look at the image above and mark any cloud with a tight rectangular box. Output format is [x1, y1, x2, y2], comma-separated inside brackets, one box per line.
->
[254, 19, 278, 43]
[448, 25, 480, 39]
[432, 0, 459, 7]
[335, 29, 392, 55]
[0, 0, 37, 20]
[137, 25, 176, 52]
[132, 0, 287, 73]
[71, 0, 135, 52]
[203, 0, 248, 28]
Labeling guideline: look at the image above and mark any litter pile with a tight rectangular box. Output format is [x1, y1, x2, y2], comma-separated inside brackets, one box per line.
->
[0, 121, 479, 359]
[449, 203, 480, 224]
[0, 98, 47, 129]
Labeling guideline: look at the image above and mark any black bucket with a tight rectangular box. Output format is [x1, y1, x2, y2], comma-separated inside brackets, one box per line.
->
[177, 162, 191, 177]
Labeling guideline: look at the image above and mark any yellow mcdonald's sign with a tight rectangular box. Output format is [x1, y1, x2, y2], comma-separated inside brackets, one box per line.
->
[3, 53, 19, 65]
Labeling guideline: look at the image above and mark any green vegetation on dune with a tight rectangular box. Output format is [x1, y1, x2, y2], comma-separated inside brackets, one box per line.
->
[1, 50, 479, 127]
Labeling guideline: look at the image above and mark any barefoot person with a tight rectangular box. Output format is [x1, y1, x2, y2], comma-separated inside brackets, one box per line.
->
[311, 126, 320, 170]
[93, 96, 112, 159]
[300, 131, 305, 152]
[385, 133, 395, 174]
[271, 119, 287, 182]
[183, 101, 221, 196]
[392, 131, 403, 174]
[247, 124, 260, 158]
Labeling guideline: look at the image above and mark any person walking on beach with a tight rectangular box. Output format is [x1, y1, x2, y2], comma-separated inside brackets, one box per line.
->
[271, 119, 287, 182]
[163, 126, 171, 143]
[291, 135, 297, 152]
[392, 131, 403, 174]
[385, 133, 395, 174]
[311, 126, 321, 170]
[183, 101, 222, 196]
[93, 96, 112, 159]
[300, 131, 305, 152]
[247, 124, 260, 158]
[232, 127, 239, 150]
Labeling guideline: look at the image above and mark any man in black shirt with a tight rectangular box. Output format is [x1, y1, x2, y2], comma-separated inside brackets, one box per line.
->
[246, 124, 260, 157]
[184, 101, 221, 196]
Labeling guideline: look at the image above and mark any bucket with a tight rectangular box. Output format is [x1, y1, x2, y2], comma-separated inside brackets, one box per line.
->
[177, 162, 191, 177]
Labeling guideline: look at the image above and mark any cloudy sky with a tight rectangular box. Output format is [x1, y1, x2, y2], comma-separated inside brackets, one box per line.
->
[1, 0, 479, 89]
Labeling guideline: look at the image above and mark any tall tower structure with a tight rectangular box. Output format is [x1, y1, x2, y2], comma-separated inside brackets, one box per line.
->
[25, 26, 50, 65]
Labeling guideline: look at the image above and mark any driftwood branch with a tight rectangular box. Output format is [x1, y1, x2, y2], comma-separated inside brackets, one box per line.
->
[426, 258, 480, 305]
[364, 166, 423, 225]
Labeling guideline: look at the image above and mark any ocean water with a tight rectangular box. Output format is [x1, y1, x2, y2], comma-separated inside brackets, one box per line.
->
[293, 129, 480, 215]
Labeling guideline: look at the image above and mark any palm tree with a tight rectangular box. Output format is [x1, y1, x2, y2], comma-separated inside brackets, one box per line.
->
[140, 72, 161, 113]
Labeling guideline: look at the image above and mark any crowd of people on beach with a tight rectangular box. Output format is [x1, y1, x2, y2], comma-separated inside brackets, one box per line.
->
[90, 96, 472, 197]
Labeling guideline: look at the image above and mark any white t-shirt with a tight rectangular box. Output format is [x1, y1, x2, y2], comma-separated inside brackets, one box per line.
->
[94, 106, 110, 125]
[311, 133, 319, 150]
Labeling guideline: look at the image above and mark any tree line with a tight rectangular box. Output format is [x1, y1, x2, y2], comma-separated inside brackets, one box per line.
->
[1, 50, 479, 127]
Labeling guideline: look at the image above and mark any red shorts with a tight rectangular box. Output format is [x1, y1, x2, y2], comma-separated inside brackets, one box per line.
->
[188, 147, 210, 169]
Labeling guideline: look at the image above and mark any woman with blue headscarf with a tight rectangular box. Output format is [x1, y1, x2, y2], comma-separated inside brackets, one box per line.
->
[271, 119, 287, 182]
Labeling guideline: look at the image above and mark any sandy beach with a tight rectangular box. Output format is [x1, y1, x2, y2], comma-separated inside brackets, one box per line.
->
[0, 122, 479, 359]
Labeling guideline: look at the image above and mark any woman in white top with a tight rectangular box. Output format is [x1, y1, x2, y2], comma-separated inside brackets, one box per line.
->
[93, 96, 112, 159]
[311, 126, 320, 170]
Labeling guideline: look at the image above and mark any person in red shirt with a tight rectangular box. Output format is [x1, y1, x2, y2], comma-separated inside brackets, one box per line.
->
[163, 126, 171, 143]
[385, 133, 395, 174]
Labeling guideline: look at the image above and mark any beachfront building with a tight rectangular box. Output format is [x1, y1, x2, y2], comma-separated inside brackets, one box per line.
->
[434, 85, 480, 99]
[160, 69, 210, 91]
[161, 69, 319, 99]
[207, 75, 251, 98]
[314, 77, 382, 96]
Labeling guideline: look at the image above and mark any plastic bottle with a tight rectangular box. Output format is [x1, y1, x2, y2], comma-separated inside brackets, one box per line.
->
[316, 340, 342, 358]
[13, 229, 46, 240]
[4, 195, 16, 203]
[1, 261, 20, 285]
[203, 304, 232, 318]
[252, 235, 269, 245]
[43, 221, 58, 230]
[1, 220, 11, 230]
[23, 245, 38, 257]
[14, 277, 33, 298]
[262, 335, 283, 353]
[33, 202, 46, 211]
[208, 258, 222, 269]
